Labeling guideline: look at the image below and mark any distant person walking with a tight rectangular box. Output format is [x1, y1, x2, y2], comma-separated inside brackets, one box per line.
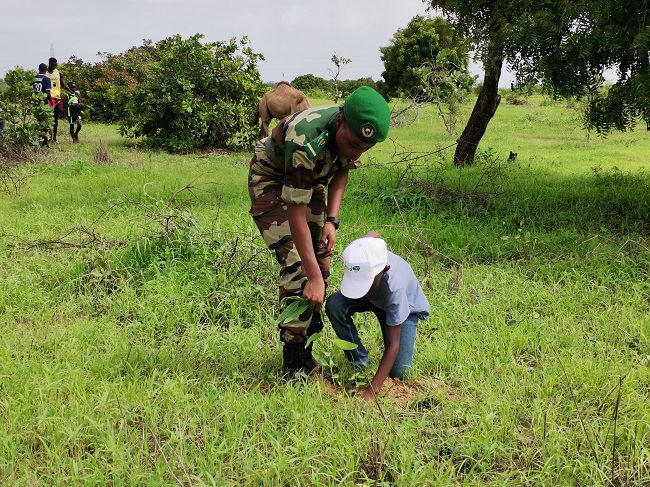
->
[66, 83, 84, 143]
[45, 57, 68, 143]
[33, 63, 52, 101]
[33, 63, 53, 147]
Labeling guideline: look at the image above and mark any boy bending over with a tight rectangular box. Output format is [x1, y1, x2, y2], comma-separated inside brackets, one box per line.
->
[326, 232, 429, 402]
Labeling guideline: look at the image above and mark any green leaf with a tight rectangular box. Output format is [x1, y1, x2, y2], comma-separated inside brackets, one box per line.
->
[311, 349, 327, 367]
[333, 338, 358, 351]
[275, 298, 310, 325]
[305, 332, 321, 347]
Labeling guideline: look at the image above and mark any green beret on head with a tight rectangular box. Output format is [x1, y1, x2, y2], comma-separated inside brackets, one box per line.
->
[343, 86, 390, 143]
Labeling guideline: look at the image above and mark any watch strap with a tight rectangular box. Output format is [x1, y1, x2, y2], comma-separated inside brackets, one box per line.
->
[325, 216, 340, 229]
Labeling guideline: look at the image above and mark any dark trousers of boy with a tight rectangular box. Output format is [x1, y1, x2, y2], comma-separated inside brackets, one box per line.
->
[68, 114, 82, 142]
[326, 293, 418, 379]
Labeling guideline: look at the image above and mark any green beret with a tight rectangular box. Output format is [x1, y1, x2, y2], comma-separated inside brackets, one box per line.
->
[343, 86, 390, 143]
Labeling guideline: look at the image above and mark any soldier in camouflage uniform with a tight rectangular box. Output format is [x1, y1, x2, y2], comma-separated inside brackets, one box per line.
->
[248, 86, 391, 378]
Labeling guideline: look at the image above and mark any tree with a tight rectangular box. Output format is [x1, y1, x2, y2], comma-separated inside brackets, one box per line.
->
[425, 0, 650, 165]
[291, 74, 332, 96]
[418, 56, 471, 135]
[328, 54, 351, 103]
[424, 1, 518, 165]
[513, 0, 650, 134]
[118, 34, 266, 152]
[337, 78, 379, 99]
[380, 15, 473, 101]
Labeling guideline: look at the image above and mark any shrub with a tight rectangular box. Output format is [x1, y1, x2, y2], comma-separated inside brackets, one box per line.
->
[61, 43, 165, 125]
[118, 34, 266, 153]
[337, 78, 379, 99]
[0, 68, 53, 154]
[291, 74, 332, 97]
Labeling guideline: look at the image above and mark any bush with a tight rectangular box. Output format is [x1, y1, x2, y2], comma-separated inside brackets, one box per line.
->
[337, 78, 379, 99]
[116, 34, 266, 153]
[61, 44, 163, 125]
[291, 74, 332, 97]
[0, 68, 53, 154]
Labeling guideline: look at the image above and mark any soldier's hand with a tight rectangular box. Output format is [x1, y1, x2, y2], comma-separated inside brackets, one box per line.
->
[318, 224, 337, 257]
[303, 277, 325, 312]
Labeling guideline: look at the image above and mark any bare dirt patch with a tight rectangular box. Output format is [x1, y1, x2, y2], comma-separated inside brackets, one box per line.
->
[311, 374, 460, 408]
[243, 373, 460, 409]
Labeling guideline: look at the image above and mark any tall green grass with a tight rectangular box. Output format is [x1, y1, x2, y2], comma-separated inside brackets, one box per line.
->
[1, 94, 649, 485]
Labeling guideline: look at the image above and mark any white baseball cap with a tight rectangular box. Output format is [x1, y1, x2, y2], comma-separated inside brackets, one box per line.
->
[340, 238, 388, 299]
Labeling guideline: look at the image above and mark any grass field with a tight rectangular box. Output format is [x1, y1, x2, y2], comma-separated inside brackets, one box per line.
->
[1, 92, 649, 486]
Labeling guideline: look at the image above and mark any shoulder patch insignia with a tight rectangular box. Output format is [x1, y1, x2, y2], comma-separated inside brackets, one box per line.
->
[303, 131, 330, 159]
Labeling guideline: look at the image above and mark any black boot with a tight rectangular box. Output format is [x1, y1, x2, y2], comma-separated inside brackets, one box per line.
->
[303, 313, 323, 372]
[282, 341, 303, 380]
[307, 313, 324, 337]
[283, 341, 317, 381]
[298, 342, 318, 374]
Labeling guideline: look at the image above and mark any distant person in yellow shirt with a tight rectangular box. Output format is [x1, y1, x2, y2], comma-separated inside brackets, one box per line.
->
[45, 57, 69, 143]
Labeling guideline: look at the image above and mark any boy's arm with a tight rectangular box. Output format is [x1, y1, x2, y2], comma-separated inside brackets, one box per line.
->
[358, 324, 401, 402]
[59, 73, 69, 92]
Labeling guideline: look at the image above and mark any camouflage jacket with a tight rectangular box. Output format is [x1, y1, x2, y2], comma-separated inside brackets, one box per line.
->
[258, 105, 362, 206]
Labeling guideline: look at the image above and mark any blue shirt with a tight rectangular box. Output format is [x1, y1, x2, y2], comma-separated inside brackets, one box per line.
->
[365, 252, 430, 326]
[33, 74, 52, 95]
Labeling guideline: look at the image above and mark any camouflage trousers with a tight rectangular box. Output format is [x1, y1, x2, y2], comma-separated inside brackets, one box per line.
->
[248, 152, 329, 343]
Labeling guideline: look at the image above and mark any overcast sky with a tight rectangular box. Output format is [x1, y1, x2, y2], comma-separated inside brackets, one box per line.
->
[1, 0, 515, 87]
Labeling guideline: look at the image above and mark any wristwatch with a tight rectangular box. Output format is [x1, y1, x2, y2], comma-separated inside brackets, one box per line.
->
[325, 216, 340, 230]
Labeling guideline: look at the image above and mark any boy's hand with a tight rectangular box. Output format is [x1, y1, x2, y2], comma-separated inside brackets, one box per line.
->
[358, 388, 376, 403]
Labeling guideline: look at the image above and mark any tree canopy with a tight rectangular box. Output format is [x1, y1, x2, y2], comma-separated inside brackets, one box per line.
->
[512, 0, 650, 134]
[290, 74, 332, 96]
[379, 15, 473, 101]
[425, 0, 650, 164]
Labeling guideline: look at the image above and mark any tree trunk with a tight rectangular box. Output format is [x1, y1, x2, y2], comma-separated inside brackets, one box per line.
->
[454, 43, 504, 166]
